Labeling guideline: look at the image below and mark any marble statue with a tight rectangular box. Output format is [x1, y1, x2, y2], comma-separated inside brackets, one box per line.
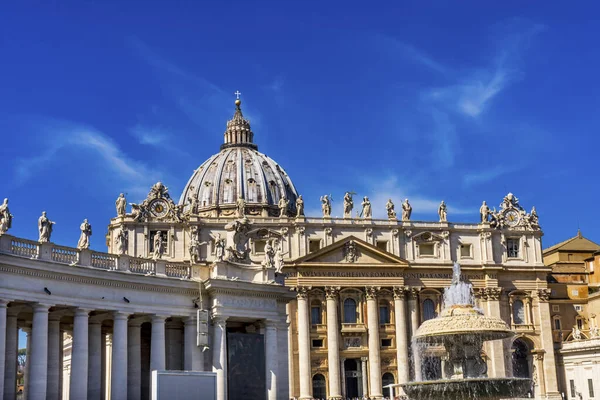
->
[295, 195, 304, 217]
[153, 231, 164, 260]
[115, 229, 128, 255]
[38, 211, 55, 243]
[189, 226, 202, 264]
[278, 196, 289, 218]
[572, 326, 582, 341]
[343, 192, 354, 218]
[263, 239, 275, 268]
[438, 201, 447, 223]
[274, 240, 288, 273]
[480, 201, 490, 223]
[361, 196, 372, 218]
[211, 233, 225, 261]
[224, 219, 251, 261]
[343, 240, 358, 263]
[77, 219, 92, 250]
[0, 198, 13, 235]
[115, 193, 127, 217]
[320, 195, 331, 217]
[500, 192, 520, 211]
[386, 199, 396, 219]
[188, 192, 200, 215]
[401, 199, 412, 221]
[236, 196, 246, 218]
[150, 182, 169, 199]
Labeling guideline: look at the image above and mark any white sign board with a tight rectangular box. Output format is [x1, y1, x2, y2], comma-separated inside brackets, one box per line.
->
[151, 370, 217, 400]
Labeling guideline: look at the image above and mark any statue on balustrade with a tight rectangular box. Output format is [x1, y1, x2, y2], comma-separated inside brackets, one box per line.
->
[386, 198, 396, 219]
[115, 193, 127, 217]
[278, 196, 289, 218]
[438, 200, 448, 222]
[343, 192, 354, 218]
[401, 199, 412, 221]
[115, 229, 128, 255]
[0, 198, 13, 235]
[295, 195, 304, 217]
[479, 201, 490, 223]
[77, 219, 92, 250]
[320, 195, 332, 217]
[361, 196, 372, 219]
[38, 211, 55, 243]
[153, 231, 164, 260]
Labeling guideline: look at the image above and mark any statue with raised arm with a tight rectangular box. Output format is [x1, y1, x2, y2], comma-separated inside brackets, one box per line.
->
[361, 196, 372, 219]
[278, 196, 289, 218]
[38, 211, 55, 243]
[479, 201, 490, 223]
[401, 199, 412, 221]
[320, 195, 331, 217]
[77, 219, 92, 250]
[343, 192, 354, 218]
[386, 199, 396, 219]
[274, 240, 289, 273]
[438, 200, 447, 222]
[115, 193, 127, 217]
[296, 195, 304, 217]
[0, 198, 13, 235]
[153, 231, 164, 260]
[115, 229, 128, 255]
[236, 196, 246, 218]
[211, 232, 226, 261]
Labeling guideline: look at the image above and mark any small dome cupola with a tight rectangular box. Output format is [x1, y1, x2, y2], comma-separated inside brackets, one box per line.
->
[221, 95, 257, 150]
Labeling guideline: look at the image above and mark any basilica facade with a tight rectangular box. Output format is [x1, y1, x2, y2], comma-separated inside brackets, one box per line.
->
[0, 98, 561, 400]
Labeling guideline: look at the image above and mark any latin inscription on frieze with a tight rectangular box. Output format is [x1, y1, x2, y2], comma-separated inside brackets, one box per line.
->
[283, 271, 497, 279]
[218, 295, 277, 310]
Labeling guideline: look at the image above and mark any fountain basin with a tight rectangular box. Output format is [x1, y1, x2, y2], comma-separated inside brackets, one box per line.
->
[401, 377, 532, 400]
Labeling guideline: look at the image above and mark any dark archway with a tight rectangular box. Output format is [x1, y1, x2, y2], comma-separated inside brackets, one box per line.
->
[312, 374, 326, 399]
[511, 339, 530, 378]
[382, 372, 395, 397]
[344, 359, 360, 398]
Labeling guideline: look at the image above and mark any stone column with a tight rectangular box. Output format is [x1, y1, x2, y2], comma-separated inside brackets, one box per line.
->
[47, 315, 62, 400]
[340, 358, 346, 398]
[101, 329, 107, 400]
[265, 321, 278, 400]
[128, 321, 142, 400]
[325, 286, 342, 399]
[212, 316, 228, 400]
[408, 288, 422, 381]
[30, 303, 50, 400]
[535, 289, 560, 398]
[4, 307, 19, 400]
[361, 357, 369, 397]
[88, 320, 103, 400]
[23, 328, 31, 400]
[393, 287, 409, 385]
[484, 288, 506, 378]
[366, 287, 383, 399]
[151, 316, 166, 373]
[70, 308, 90, 400]
[0, 300, 8, 399]
[165, 319, 183, 370]
[296, 287, 312, 399]
[184, 316, 204, 371]
[111, 312, 128, 400]
[277, 321, 290, 400]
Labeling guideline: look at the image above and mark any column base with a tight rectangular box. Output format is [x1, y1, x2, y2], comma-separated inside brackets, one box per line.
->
[328, 396, 343, 400]
[544, 392, 563, 400]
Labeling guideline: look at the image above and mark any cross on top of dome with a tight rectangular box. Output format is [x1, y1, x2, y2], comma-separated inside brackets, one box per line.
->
[222, 93, 256, 150]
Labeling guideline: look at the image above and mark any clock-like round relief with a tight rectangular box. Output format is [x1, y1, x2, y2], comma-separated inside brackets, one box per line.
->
[149, 199, 169, 218]
[505, 209, 520, 227]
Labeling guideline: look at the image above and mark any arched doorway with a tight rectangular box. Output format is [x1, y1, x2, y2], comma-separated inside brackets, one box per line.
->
[312, 374, 326, 399]
[382, 373, 395, 397]
[511, 339, 530, 378]
[344, 359, 360, 398]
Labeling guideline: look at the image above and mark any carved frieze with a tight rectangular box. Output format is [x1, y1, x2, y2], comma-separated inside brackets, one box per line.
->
[343, 240, 359, 263]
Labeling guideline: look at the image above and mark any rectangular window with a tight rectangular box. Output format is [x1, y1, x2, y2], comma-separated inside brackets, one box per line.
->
[570, 379, 576, 398]
[312, 339, 323, 348]
[589, 378, 595, 398]
[575, 305, 583, 312]
[507, 239, 520, 258]
[460, 244, 472, 258]
[376, 240, 388, 252]
[379, 305, 390, 324]
[577, 318, 583, 330]
[309, 239, 321, 253]
[254, 240, 266, 254]
[381, 338, 392, 347]
[572, 289, 580, 296]
[419, 244, 435, 257]
[311, 306, 321, 325]
[553, 318, 561, 331]
[552, 305, 560, 312]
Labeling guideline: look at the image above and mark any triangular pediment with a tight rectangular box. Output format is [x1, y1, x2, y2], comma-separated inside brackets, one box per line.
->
[290, 236, 408, 266]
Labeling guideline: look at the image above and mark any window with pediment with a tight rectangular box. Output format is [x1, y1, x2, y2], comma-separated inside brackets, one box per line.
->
[311, 299, 322, 325]
[509, 291, 531, 327]
[420, 289, 441, 322]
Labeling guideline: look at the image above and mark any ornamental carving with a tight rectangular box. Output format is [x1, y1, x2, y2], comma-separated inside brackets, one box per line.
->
[325, 286, 340, 299]
[365, 228, 373, 237]
[393, 286, 407, 300]
[344, 337, 362, 348]
[408, 287, 420, 300]
[479, 231, 492, 240]
[481, 287, 502, 301]
[536, 288, 552, 302]
[391, 229, 399, 237]
[343, 240, 359, 263]
[296, 226, 305, 236]
[413, 231, 445, 244]
[324, 227, 333, 236]
[296, 286, 312, 299]
[365, 286, 380, 300]
[129, 182, 184, 223]
[484, 193, 540, 231]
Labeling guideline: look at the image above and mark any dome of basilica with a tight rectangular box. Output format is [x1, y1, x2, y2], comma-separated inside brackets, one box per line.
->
[178, 99, 300, 218]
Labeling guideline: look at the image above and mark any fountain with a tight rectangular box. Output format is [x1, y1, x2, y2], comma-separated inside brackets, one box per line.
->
[400, 263, 531, 399]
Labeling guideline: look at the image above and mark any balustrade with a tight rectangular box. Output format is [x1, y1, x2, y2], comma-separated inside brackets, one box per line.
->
[9, 238, 40, 258]
[91, 252, 117, 270]
[165, 263, 190, 278]
[129, 258, 156, 275]
[51, 246, 78, 264]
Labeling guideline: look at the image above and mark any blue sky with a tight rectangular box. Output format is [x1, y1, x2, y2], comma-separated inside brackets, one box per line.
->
[2, 1, 600, 257]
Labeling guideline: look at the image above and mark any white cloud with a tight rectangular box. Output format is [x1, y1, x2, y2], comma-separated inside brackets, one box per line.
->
[463, 164, 521, 186]
[378, 34, 448, 74]
[130, 124, 168, 146]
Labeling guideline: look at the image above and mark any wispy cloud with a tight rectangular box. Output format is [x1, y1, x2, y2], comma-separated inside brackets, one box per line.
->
[130, 124, 168, 146]
[377, 34, 448, 74]
[463, 164, 522, 186]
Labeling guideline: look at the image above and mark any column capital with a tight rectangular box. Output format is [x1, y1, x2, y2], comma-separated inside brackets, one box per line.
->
[212, 315, 228, 327]
[393, 286, 407, 300]
[73, 308, 91, 317]
[151, 314, 168, 323]
[264, 320, 278, 330]
[407, 287, 421, 300]
[482, 287, 502, 301]
[112, 311, 130, 321]
[365, 286, 380, 300]
[0, 298, 11, 306]
[536, 288, 552, 302]
[325, 286, 341, 299]
[361, 356, 368, 362]
[296, 286, 312, 299]
[32, 302, 52, 312]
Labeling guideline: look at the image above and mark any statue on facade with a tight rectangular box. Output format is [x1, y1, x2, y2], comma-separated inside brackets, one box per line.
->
[386, 199, 396, 219]
[296, 195, 304, 217]
[224, 219, 251, 261]
[401, 199, 412, 221]
[278, 196, 289, 218]
[274, 240, 288, 273]
[500, 193, 520, 211]
[572, 326, 582, 341]
[343, 192, 354, 218]
[438, 200, 447, 222]
[153, 231, 164, 260]
[38, 211, 55, 243]
[320, 195, 331, 217]
[0, 198, 13, 235]
[150, 182, 170, 199]
[479, 201, 490, 223]
[263, 239, 275, 268]
[188, 226, 203, 264]
[211, 233, 226, 261]
[115, 229, 128, 255]
[343, 240, 359, 263]
[77, 219, 92, 250]
[115, 193, 127, 217]
[361, 196, 372, 219]
[187, 191, 200, 216]
[236, 196, 246, 218]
